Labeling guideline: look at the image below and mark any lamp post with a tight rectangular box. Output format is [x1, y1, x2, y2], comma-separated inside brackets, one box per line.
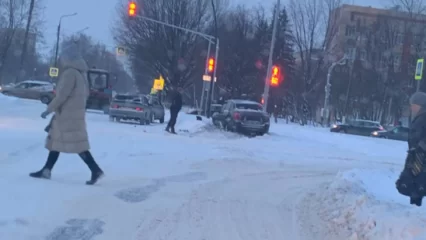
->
[54, 13, 77, 67]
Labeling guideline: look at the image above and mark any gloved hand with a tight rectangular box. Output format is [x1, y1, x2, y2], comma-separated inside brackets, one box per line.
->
[41, 111, 49, 119]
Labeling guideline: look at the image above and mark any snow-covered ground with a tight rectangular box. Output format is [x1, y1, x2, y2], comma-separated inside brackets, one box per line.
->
[0, 94, 425, 240]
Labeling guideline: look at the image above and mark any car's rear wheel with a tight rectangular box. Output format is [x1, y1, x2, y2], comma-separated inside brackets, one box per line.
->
[40, 96, 50, 104]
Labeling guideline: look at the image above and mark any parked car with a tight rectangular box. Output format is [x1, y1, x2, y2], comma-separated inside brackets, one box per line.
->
[212, 99, 270, 136]
[330, 119, 384, 136]
[145, 94, 165, 123]
[1, 80, 54, 101]
[210, 104, 222, 116]
[109, 94, 153, 125]
[371, 126, 409, 141]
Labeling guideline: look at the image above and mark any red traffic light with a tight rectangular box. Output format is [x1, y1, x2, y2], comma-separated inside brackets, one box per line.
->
[270, 65, 280, 87]
[128, 2, 137, 16]
[208, 58, 215, 73]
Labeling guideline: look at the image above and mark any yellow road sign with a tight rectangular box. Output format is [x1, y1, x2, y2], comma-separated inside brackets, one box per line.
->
[153, 75, 164, 90]
[415, 58, 424, 80]
[116, 46, 126, 56]
[49, 67, 59, 77]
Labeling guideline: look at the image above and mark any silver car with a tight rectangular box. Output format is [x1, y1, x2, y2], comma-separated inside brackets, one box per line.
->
[109, 94, 153, 125]
[1, 80, 54, 101]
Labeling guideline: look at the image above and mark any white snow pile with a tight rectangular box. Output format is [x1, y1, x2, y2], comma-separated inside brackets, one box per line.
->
[315, 168, 426, 240]
[177, 115, 210, 133]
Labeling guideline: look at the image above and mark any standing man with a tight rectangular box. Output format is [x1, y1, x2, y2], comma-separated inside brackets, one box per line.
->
[29, 51, 104, 185]
[165, 87, 183, 134]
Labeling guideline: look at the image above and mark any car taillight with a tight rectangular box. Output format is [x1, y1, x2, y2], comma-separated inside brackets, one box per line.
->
[112, 104, 119, 108]
[135, 107, 143, 111]
[53, 90, 56, 94]
[233, 112, 241, 120]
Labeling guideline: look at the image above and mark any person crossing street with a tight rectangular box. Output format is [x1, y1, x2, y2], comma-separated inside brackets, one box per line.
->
[29, 51, 104, 185]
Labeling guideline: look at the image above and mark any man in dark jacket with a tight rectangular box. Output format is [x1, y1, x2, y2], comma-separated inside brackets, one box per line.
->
[396, 92, 426, 206]
[165, 87, 183, 134]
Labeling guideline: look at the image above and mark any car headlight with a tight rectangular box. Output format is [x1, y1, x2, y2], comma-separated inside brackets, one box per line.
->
[372, 131, 378, 136]
[332, 124, 337, 128]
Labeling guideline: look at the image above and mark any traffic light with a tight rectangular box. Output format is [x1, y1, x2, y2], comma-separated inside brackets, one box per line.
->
[128, 1, 137, 17]
[208, 57, 215, 73]
[270, 65, 280, 87]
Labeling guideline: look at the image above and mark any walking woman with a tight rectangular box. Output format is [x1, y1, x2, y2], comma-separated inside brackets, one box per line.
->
[29, 51, 104, 185]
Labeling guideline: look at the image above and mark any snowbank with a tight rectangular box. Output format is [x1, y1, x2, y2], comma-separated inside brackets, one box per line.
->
[314, 168, 426, 239]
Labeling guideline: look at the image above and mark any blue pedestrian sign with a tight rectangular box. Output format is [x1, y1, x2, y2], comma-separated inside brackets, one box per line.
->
[415, 58, 424, 80]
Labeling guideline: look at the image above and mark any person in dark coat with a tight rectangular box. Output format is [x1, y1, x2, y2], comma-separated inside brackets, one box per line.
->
[396, 92, 426, 206]
[29, 51, 104, 185]
[165, 87, 183, 134]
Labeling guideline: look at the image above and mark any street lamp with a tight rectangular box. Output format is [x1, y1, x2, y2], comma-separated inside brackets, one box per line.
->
[54, 12, 77, 67]
[323, 55, 347, 126]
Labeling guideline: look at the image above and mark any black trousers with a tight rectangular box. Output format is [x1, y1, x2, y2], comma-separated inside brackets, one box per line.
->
[167, 109, 179, 129]
[43, 150, 101, 173]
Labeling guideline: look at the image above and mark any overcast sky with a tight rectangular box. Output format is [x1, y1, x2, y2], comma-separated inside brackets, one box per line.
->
[41, 0, 384, 55]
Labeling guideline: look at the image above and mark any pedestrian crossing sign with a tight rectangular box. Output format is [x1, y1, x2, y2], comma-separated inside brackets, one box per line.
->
[116, 46, 126, 56]
[415, 58, 424, 80]
[153, 75, 164, 90]
[49, 67, 59, 77]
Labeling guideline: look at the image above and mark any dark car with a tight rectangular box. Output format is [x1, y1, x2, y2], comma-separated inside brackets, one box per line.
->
[330, 119, 384, 136]
[212, 99, 270, 136]
[371, 126, 409, 141]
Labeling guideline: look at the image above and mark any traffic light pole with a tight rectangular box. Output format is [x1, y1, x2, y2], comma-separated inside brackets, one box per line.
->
[262, 0, 280, 112]
[206, 39, 219, 118]
[199, 41, 212, 115]
[134, 15, 215, 44]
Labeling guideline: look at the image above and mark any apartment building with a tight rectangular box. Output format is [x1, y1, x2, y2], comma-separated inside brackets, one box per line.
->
[326, 4, 426, 72]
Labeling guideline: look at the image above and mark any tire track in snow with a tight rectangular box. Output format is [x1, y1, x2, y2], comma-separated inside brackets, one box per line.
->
[132, 170, 333, 240]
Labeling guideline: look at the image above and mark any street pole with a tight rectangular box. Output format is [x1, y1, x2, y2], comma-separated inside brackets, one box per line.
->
[323, 55, 346, 126]
[262, 0, 280, 112]
[199, 41, 211, 116]
[54, 13, 77, 67]
[211, 40, 219, 105]
[206, 0, 219, 119]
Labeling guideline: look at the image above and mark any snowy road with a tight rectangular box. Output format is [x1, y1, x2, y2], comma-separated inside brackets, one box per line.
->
[0, 96, 414, 239]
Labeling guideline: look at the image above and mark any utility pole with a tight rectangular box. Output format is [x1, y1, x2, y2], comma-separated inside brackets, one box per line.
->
[16, 0, 35, 83]
[262, 0, 280, 112]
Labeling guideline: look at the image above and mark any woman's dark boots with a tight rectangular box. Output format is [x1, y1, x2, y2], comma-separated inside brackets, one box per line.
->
[30, 151, 104, 185]
[29, 151, 60, 179]
[79, 151, 104, 185]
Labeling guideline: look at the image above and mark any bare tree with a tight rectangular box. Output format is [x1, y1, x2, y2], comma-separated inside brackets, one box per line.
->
[0, 0, 45, 84]
[287, 0, 347, 112]
[113, 0, 222, 94]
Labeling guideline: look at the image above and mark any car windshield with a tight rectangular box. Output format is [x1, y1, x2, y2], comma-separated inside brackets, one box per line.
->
[235, 103, 262, 111]
[114, 95, 136, 101]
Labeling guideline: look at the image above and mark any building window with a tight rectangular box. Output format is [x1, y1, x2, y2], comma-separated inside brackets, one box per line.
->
[345, 25, 356, 36]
